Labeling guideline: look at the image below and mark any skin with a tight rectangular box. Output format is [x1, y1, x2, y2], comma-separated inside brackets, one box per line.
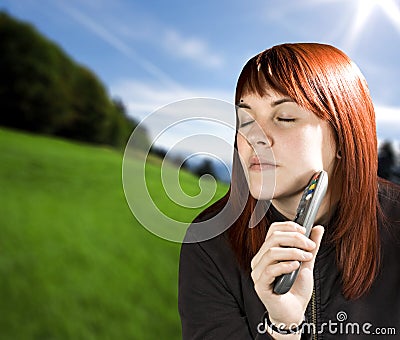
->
[236, 91, 338, 338]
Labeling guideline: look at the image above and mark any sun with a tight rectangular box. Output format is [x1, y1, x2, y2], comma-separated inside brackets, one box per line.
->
[348, 0, 400, 45]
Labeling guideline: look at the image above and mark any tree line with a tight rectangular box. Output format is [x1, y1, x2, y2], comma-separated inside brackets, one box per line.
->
[0, 11, 149, 149]
[378, 141, 400, 184]
[1, 11, 398, 184]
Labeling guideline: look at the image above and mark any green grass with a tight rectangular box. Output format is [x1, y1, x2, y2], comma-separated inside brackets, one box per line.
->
[0, 128, 229, 339]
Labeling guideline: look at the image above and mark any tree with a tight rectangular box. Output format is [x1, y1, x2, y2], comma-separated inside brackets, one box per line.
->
[378, 141, 395, 180]
[194, 158, 216, 179]
[0, 11, 148, 149]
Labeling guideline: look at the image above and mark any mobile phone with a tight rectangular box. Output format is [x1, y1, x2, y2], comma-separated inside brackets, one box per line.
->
[273, 170, 328, 295]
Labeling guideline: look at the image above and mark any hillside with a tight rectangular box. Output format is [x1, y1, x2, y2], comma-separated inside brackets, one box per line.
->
[0, 11, 139, 148]
[0, 128, 229, 339]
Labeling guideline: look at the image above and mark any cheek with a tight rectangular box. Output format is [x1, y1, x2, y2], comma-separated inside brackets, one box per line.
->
[236, 134, 250, 158]
[301, 128, 336, 169]
[235, 134, 251, 188]
[283, 132, 313, 156]
[322, 131, 337, 172]
[286, 129, 327, 167]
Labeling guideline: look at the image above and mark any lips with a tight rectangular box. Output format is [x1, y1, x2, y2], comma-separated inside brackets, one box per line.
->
[249, 156, 277, 170]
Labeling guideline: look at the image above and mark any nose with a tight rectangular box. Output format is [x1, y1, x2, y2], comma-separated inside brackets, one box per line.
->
[244, 122, 273, 148]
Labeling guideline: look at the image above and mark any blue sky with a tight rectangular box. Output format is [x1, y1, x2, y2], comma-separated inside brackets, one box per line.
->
[2, 0, 400, 159]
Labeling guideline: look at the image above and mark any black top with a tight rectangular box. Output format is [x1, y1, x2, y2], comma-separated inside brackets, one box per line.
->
[178, 180, 400, 339]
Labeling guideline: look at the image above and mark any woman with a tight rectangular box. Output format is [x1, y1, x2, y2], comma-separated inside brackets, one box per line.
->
[178, 43, 400, 339]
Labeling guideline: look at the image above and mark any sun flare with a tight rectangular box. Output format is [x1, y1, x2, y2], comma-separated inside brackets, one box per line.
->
[349, 0, 400, 45]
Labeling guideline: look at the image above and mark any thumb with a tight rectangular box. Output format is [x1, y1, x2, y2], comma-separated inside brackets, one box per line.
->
[303, 225, 324, 270]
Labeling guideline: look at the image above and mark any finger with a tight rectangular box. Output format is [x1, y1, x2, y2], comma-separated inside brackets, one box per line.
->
[251, 247, 313, 282]
[253, 261, 301, 290]
[251, 223, 308, 270]
[267, 221, 307, 236]
[301, 225, 324, 271]
[251, 242, 271, 270]
[268, 231, 316, 250]
[309, 225, 324, 257]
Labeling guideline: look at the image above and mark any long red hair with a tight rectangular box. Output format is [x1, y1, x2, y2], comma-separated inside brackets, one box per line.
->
[219, 43, 379, 300]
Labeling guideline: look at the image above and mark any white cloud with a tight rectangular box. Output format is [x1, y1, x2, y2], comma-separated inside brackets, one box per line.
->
[56, 0, 224, 91]
[56, 2, 182, 89]
[111, 80, 235, 162]
[375, 104, 400, 142]
[113, 80, 400, 166]
[375, 105, 400, 122]
[111, 79, 233, 119]
[163, 29, 224, 68]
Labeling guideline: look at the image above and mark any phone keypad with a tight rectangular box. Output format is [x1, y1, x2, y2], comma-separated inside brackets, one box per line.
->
[294, 174, 320, 221]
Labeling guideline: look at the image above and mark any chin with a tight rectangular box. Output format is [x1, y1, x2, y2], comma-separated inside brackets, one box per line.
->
[249, 182, 276, 201]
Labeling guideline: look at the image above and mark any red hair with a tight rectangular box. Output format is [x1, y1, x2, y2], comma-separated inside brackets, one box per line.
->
[224, 43, 380, 300]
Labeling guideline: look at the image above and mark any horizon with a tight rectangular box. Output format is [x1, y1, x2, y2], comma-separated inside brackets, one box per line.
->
[1, 0, 399, 162]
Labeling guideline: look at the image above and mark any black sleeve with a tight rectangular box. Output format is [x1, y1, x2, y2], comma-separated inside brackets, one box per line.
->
[178, 241, 274, 339]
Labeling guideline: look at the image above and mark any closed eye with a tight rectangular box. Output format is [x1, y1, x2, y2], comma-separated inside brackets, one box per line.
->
[277, 117, 295, 122]
[239, 120, 254, 128]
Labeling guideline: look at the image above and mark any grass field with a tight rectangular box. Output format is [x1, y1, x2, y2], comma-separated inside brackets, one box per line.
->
[0, 128, 229, 339]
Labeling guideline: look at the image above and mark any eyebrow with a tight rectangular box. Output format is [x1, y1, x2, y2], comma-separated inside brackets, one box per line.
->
[237, 97, 294, 110]
[237, 102, 252, 109]
[271, 97, 294, 107]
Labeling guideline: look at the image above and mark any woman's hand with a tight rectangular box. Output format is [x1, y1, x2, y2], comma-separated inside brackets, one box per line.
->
[251, 221, 324, 328]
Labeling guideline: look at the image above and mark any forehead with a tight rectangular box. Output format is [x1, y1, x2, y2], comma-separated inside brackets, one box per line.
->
[239, 89, 285, 102]
[238, 91, 294, 110]
[235, 61, 291, 104]
[238, 73, 292, 99]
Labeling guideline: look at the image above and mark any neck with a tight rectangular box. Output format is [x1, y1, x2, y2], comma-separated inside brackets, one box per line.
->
[272, 190, 338, 226]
